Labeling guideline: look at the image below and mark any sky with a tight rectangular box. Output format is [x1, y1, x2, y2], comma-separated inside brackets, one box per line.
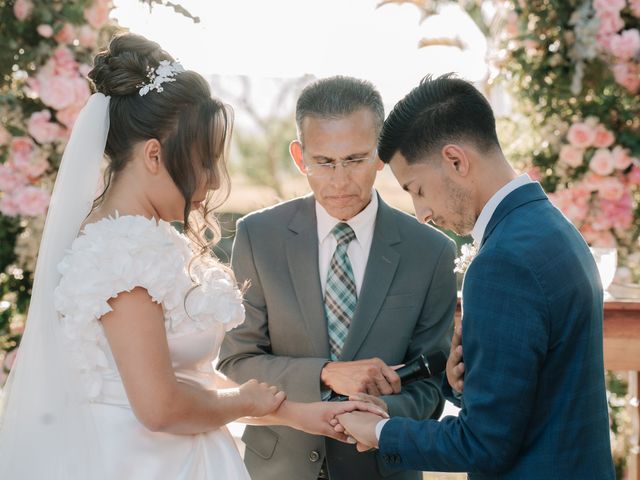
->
[112, 0, 488, 110]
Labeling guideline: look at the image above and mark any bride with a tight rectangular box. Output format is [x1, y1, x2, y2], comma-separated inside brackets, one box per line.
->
[0, 33, 385, 479]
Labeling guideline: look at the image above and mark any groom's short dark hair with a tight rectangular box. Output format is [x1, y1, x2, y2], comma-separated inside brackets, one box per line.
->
[378, 73, 501, 164]
[295, 76, 384, 142]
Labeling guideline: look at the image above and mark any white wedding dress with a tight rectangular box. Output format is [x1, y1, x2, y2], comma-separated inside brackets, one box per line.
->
[53, 214, 251, 480]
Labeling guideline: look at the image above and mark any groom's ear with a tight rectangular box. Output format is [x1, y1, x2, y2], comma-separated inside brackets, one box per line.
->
[290, 140, 307, 175]
[441, 144, 470, 177]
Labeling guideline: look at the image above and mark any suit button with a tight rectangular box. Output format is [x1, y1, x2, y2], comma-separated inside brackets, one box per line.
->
[309, 450, 320, 462]
[382, 454, 391, 463]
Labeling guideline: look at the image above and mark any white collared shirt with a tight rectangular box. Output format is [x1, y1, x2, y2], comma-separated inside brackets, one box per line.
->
[471, 174, 533, 246]
[316, 190, 378, 296]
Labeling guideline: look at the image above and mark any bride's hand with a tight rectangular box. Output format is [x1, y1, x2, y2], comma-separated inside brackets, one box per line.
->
[290, 401, 389, 442]
[238, 379, 286, 417]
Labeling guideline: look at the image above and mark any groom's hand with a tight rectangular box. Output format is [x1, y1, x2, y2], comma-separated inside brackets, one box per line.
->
[320, 358, 401, 397]
[334, 411, 381, 452]
[446, 325, 465, 393]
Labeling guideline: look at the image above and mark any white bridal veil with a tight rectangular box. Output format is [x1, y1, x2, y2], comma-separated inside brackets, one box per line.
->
[0, 93, 110, 478]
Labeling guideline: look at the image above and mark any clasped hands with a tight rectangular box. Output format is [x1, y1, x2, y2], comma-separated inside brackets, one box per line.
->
[319, 357, 400, 449]
[327, 327, 465, 452]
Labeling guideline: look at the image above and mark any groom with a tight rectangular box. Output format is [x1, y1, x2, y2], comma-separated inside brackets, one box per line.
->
[218, 76, 457, 480]
[335, 74, 616, 479]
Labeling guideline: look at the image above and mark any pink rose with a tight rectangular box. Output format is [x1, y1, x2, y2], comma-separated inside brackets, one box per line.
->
[78, 25, 98, 48]
[56, 104, 83, 129]
[597, 10, 624, 36]
[52, 46, 78, 75]
[13, 0, 33, 21]
[590, 149, 615, 176]
[597, 33, 614, 52]
[13, 186, 50, 217]
[549, 188, 590, 224]
[558, 145, 584, 168]
[53, 23, 76, 45]
[37, 24, 54, 38]
[628, 165, 640, 185]
[590, 208, 613, 231]
[9, 137, 35, 164]
[631, 0, 640, 18]
[564, 203, 590, 224]
[27, 110, 63, 144]
[592, 124, 615, 148]
[597, 176, 625, 201]
[609, 29, 640, 61]
[580, 225, 617, 248]
[0, 194, 20, 217]
[567, 122, 595, 148]
[39, 76, 76, 110]
[0, 164, 27, 194]
[600, 192, 633, 230]
[0, 125, 11, 146]
[612, 146, 632, 170]
[581, 172, 606, 192]
[13, 154, 49, 179]
[72, 78, 91, 105]
[594, 0, 625, 13]
[84, 0, 111, 29]
[79, 63, 92, 78]
[612, 62, 640, 93]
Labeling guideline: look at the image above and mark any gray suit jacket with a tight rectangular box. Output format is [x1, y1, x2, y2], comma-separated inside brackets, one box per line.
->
[218, 193, 457, 480]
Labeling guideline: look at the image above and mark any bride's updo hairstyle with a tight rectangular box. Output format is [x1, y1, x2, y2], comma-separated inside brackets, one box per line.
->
[88, 33, 231, 257]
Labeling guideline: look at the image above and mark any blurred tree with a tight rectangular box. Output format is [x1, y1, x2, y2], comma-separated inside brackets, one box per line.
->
[212, 75, 312, 197]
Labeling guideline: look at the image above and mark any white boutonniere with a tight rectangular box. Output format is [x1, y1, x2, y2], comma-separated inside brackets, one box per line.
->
[454, 243, 478, 274]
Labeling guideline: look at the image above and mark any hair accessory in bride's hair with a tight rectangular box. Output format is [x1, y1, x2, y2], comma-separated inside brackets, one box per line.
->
[138, 60, 185, 96]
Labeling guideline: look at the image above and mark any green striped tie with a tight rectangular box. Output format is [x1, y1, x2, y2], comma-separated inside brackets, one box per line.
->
[324, 222, 357, 361]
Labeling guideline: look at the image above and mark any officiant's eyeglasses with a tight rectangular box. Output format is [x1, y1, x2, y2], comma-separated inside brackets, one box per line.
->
[303, 150, 377, 178]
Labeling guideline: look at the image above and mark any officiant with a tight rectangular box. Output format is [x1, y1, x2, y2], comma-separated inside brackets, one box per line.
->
[218, 76, 457, 480]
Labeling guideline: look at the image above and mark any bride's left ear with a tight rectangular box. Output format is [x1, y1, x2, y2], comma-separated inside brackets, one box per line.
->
[142, 139, 162, 174]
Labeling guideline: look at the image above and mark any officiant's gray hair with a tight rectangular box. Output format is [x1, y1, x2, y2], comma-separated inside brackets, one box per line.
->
[295, 76, 384, 143]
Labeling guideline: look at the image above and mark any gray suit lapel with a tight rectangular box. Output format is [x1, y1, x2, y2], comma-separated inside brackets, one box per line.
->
[341, 197, 401, 360]
[286, 196, 331, 358]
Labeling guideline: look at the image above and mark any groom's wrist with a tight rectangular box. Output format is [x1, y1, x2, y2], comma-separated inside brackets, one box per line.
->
[375, 418, 390, 442]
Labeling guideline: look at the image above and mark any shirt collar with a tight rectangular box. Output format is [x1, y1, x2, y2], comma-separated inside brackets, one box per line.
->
[471, 174, 532, 245]
[316, 189, 378, 244]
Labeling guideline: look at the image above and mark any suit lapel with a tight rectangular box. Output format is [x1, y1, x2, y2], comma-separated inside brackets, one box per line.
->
[286, 196, 330, 358]
[341, 196, 401, 361]
[481, 182, 548, 247]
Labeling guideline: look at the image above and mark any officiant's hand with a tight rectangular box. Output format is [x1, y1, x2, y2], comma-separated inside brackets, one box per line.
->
[320, 358, 401, 397]
[446, 325, 465, 393]
[333, 411, 381, 452]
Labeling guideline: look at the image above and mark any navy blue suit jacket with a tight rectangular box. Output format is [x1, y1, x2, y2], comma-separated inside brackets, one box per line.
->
[379, 183, 615, 479]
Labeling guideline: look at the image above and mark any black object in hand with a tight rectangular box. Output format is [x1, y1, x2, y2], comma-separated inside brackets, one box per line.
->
[329, 351, 448, 402]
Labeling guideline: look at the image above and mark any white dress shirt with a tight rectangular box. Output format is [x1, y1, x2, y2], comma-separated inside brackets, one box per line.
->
[470, 174, 533, 245]
[374, 174, 534, 443]
[316, 190, 378, 297]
